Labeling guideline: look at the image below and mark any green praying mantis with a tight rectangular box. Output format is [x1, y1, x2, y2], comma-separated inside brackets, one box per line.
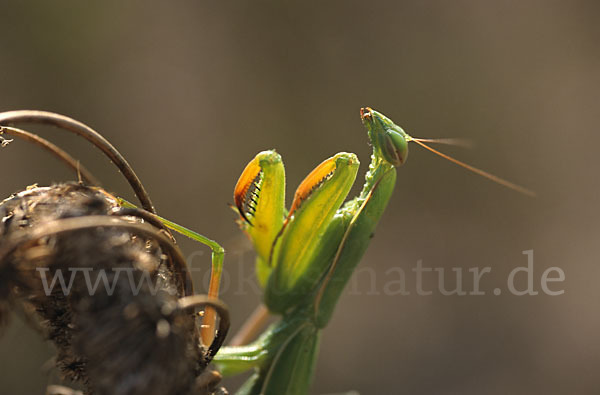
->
[131, 107, 533, 394]
[0, 107, 533, 393]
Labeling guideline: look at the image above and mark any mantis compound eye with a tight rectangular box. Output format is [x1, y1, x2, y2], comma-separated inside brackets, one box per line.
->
[381, 128, 409, 166]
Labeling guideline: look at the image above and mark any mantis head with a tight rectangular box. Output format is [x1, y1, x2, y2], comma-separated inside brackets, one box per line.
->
[360, 107, 535, 196]
[360, 107, 409, 166]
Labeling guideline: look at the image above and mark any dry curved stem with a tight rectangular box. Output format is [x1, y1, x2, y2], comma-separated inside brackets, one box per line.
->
[178, 295, 231, 362]
[0, 215, 193, 297]
[0, 110, 156, 213]
[0, 126, 101, 186]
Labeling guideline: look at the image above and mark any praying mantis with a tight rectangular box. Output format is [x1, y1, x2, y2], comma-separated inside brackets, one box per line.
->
[194, 107, 532, 394]
[0, 107, 533, 394]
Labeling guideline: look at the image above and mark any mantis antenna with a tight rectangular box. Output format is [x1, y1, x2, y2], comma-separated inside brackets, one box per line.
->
[411, 137, 474, 148]
[410, 138, 536, 197]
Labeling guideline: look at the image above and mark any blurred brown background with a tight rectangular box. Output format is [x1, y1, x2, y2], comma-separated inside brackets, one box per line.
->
[1, 1, 599, 394]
